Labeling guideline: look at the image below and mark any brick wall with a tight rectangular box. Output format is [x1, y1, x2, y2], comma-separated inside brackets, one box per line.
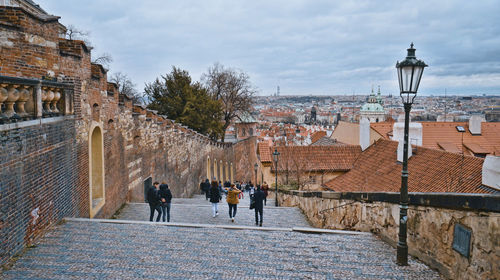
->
[233, 136, 258, 183]
[0, 118, 79, 265]
[0, 4, 237, 266]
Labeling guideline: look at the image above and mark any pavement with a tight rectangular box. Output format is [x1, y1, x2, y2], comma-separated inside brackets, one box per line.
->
[1, 193, 442, 279]
[117, 194, 311, 228]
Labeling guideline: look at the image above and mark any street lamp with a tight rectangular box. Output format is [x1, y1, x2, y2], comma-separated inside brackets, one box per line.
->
[254, 163, 258, 186]
[395, 43, 427, 266]
[272, 148, 280, 207]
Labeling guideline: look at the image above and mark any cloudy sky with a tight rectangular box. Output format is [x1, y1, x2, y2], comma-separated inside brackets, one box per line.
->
[36, 0, 500, 96]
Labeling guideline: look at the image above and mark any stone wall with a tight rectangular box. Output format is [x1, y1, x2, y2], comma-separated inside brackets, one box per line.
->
[278, 190, 499, 280]
[0, 4, 236, 266]
[0, 117, 79, 265]
[233, 136, 258, 183]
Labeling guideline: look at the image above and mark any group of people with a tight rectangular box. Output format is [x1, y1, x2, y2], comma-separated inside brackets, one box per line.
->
[146, 179, 270, 226]
[200, 179, 270, 226]
[147, 182, 173, 222]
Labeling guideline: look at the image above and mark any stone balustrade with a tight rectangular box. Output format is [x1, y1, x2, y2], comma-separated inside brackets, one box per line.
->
[0, 75, 73, 124]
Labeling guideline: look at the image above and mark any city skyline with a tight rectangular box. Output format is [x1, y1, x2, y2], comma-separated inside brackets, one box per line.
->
[36, 0, 500, 96]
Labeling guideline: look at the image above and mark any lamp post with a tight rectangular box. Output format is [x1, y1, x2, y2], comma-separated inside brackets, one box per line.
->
[254, 163, 258, 186]
[395, 43, 427, 266]
[272, 148, 280, 207]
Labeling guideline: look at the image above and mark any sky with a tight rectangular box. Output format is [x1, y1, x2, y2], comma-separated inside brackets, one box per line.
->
[35, 0, 500, 96]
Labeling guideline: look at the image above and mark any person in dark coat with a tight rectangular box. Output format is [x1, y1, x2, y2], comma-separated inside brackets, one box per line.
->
[209, 181, 221, 217]
[159, 183, 173, 222]
[202, 179, 210, 200]
[147, 182, 162, 222]
[253, 185, 266, 227]
[261, 182, 269, 206]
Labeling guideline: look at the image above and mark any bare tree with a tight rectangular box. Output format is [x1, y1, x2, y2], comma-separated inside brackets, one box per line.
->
[110, 72, 143, 104]
[92, 52, 113, 71]
[65, 24, 93, 49]
[65, 24, 89, 40]
[202, 63, 256, 141]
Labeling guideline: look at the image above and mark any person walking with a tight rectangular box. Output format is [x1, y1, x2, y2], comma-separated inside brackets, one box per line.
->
[261, 182, 269, 206]
[226, 184, 242, 222]
[147, 182, 162, 222]
[253, 185, 265, 227]
[159, 183, 172, 222]
[202, 179, 210, 200]
[249, 182, 255, 199]
[209, 181, 221, 217]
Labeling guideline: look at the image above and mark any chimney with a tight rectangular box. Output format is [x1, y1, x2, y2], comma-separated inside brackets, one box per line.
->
[393, 121, 422, 162]
[482, 155, 500, 190]
[469, 114, 484, 135]
[360, 117, 370, 151]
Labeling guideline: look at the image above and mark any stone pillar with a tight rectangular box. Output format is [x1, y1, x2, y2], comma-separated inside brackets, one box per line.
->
[469, 114, 484, 135]
[35, 82, 42, 118]
[394, 122, 422, 162]
[359, 117, 370, 151]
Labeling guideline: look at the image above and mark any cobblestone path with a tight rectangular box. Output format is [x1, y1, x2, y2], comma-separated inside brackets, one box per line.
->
[2, 194, 442, 279]
[116, 194, 311, 228]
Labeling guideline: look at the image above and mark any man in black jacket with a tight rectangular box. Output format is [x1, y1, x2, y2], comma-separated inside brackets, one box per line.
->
[159, 183, 173, 222]
[202, 179, 210, 200]
[253, 185, 265, 227]
[147, 182, 162, 222]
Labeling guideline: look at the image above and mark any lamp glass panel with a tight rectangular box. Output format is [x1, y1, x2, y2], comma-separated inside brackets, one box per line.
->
[411, 66, 424, 92]
[402, 66, 414, 92]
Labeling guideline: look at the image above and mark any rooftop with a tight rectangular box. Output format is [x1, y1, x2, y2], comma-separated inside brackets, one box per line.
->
[323, 139, 494, 194]
[270, 145, 362, 172]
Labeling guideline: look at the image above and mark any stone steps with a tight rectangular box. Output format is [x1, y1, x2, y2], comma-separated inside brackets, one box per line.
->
[2, 219, 441, 279]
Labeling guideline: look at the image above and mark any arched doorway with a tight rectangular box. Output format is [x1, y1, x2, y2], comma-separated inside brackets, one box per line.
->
[230, 163, 234, 183]
[219, 160, 223, 182]
[207, 157, 211, 181]
[89, 124, 105, 218]
[213, 160, 218, 181]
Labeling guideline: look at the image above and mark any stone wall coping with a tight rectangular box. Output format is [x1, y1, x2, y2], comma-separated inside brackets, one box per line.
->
[280, 190, 500, 212]
[64, 217, 368, 235]
[0, 115, 74, 131]
[1, 5, 60, 23]
[0, 75, 70, 88]
[0, 75, 39, 86]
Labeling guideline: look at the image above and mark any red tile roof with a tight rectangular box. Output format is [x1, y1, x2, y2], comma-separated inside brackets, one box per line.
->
[311, 131, 327, 144]
[323, 139, 491, 194]
[370, 122, 394, 138]
[372, 121, 500, 156]
[421, 122, 500, 155]
[271, 145, 362, 172]
[258, 142, 272, 163]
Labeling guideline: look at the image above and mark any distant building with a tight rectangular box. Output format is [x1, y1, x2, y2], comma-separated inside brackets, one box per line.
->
[310, 106, 317, 123]
[234, 112, 257, 141]
[360, 87, 385, 123]
[484, 107, 500, 122]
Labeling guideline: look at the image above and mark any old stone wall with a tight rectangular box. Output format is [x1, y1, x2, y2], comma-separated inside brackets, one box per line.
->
[278, 191, 500, 280]
[0, 117, 79, 265]
[0, 4, 236, 266]
[233, 136, 258, 183]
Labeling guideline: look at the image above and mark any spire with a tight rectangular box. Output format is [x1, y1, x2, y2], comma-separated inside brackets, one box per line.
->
[377, 85, 381, 96]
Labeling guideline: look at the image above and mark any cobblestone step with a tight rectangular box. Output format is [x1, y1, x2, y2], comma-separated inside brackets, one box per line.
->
[64, 217, 370, 235]
[116, 194, 309, 228]
[2, 220, 441, 279]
